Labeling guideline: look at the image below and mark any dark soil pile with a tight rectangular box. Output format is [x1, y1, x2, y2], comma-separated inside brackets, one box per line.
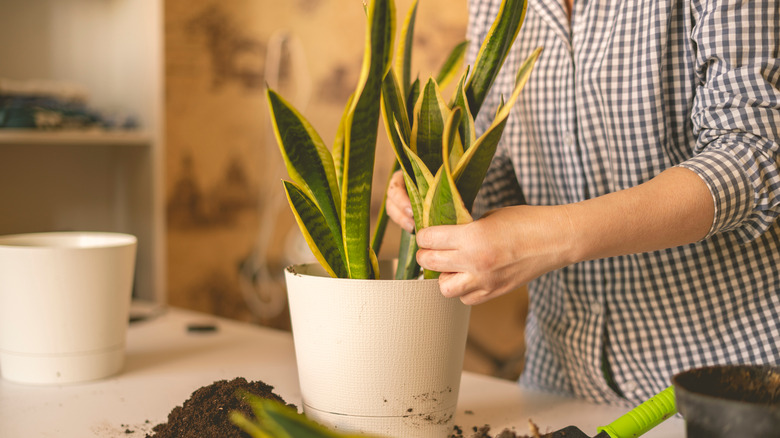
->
[146, 377, 294, 438]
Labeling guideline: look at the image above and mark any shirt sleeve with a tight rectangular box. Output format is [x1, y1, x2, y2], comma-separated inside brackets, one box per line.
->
[677, 0, 780, 243]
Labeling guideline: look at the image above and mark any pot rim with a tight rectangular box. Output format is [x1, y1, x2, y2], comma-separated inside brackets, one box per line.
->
[285, 260, 437, 283]
[672, 364, 780, 408]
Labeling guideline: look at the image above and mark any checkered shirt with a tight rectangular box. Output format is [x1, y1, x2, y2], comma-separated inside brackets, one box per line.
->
[466, 0, 780, 405]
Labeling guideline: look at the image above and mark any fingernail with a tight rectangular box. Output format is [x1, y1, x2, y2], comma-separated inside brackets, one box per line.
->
[404, 219, 415, 233]
[405, 207, 413, 217]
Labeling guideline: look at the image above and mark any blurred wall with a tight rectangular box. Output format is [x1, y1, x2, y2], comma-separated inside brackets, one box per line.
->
[164, 0, 469, 327]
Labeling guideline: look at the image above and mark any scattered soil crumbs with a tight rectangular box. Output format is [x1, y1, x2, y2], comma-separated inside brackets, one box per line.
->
[146, 377, 295, 438]
[449, 423, 552, 438]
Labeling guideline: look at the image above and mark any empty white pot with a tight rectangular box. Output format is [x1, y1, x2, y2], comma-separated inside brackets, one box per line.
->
[0, 231, 137, 385]
[285, 261, 471, 438]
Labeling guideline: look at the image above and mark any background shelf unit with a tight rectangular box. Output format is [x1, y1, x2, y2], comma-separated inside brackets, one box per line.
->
[0, 0, 165, 304]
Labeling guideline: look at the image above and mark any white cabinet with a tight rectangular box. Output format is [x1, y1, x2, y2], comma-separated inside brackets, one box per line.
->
[0, 0, 165, 303]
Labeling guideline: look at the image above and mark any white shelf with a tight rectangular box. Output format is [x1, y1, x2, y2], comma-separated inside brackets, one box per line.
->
[0, 129, 152, 147]
[0, 0, 165, 304]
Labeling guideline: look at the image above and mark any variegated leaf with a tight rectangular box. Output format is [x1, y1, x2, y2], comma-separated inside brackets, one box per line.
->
[282, 181, 348, 279]
[234, 395, 371, 438]
[402, 171, 426, 232]
[454, 47, 542, 210]
[370, 161, 399, 256]
[406, 77, 420, 126]
[411, 78, 449, 174]
[396, 0, 418, 96]
[449, 66, 476, 151]
[381, 70, 414, 178]
[341, 0, 395, 279]
[267, 89, 342, 242]
[435, 40, 468, 90]
[395, 230, 421, 280]
[332, 92, 355, 190]
[401, 132, 435, 200]
[465, 0, 528, 116]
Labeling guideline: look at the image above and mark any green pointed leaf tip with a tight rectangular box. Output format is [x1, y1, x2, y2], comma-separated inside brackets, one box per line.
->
[465, 0, 528, 116]
[341, 0, 395, 279]
[435, 40, 468, 89]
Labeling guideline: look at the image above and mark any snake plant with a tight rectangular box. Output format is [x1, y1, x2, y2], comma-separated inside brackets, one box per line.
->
[267, 0, 394, 279]
[381, 0, 542, 279]
[268, 0, 541, 280]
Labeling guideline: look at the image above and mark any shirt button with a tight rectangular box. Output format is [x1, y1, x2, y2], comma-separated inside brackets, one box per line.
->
[591, 302, 602, 314]
[563, 131, 574, 146]
[623, 380, 638, 394]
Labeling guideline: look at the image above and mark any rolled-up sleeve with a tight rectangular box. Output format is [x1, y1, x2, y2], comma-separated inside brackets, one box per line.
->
[678, 0, 780, 243]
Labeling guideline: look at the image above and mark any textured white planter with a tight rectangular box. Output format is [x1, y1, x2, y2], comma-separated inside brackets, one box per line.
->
[285, 261, 471, 438]
[0, 232, 137, 385]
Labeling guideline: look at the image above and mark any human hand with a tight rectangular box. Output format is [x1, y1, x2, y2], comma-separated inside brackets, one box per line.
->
[415, 205, 576, 305]
[386, 170, 416, 233]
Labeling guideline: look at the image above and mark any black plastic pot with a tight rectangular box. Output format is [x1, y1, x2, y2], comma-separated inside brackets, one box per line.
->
[672, 364, 780, 438]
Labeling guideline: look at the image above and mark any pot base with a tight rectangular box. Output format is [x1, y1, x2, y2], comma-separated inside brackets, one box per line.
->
[0, 344, 124, 385]
[304, 402, 456, 438]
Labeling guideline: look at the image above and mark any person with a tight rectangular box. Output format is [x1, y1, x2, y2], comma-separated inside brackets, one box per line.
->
[386, 0, 780, 405]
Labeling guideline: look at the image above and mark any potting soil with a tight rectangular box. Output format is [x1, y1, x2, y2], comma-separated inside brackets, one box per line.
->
[145, 377, 294, 438]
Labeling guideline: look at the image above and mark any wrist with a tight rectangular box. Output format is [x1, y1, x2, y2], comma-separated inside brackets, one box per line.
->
[557, 203, 586, 266]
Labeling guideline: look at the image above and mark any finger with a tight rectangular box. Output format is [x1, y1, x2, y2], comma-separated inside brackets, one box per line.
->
[436, 271, 473, 298]
[416, 247, 469, 274]
[387, 171, 411, 210]
[386, 198, 415, 233]
[459, 289, 492, 306]
[416, 225, 464, 250]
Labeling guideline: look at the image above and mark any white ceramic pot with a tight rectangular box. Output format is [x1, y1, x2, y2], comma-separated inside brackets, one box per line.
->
[0, 231, 137, 385]
[285, 261, 471, 438]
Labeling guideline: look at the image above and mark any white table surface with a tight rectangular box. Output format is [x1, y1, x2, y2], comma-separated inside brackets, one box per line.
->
[0, 307, 685, 437]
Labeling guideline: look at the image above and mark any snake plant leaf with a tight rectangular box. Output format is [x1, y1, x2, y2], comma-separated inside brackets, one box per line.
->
[411, 78, 449, 174]
[332, 92, 355, 190]
[230, 412, 273, 438]
[402, 170, 426, 232]
[393, 117, 431, 232]
[370, 161, 399, 256]
[406, 77, 420, 125]
[233, 395, 370, 438]
[341, 0, 395, 279]
[421, 110, 472, 279]
[283, 181, 348, 279]
[400, 127, 435, 199]
[450, 66, 476, 151]
[381, 70, 414, 179]
[267, 89, 342, 242]
[465, 0, 528, 116]
[435, 40, 468, 90]
[369, 247, 380, 280]
[395, 229, 421, 279]
[396, 0, 418, 96]
[427, 108, 471, 225]
[454, 47, 542, 211]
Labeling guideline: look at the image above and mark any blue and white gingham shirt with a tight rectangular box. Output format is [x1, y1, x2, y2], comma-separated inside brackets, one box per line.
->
[467, 0, 780, 405]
